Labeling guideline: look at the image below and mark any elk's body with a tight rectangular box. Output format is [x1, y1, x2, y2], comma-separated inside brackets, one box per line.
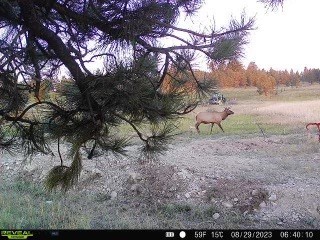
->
[195, 107, 234, 133]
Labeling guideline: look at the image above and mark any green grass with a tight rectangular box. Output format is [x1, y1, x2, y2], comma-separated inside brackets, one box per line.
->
[0, 178, 262, 229]
[158, 202, 218, 227]
[221, 84, 320, 102]
[155, 202, 257, 229]
[158, 203, 192, 218]
[221, 87, 262, 101]
[174, 113, 297, 137]
[0, 181, 91, 229]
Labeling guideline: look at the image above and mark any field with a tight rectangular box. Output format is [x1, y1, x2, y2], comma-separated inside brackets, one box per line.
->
[1, 84, 320, 229]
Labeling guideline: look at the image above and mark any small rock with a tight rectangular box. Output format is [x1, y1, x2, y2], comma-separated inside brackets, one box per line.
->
[177, 172, 186, 179]
[269, 194, 277, 201]
[127, 172, 142, 184]
[252, 189, 259, 196]
[185, 193, 191, 198]
[124, 166, 130, 170]
[233, 198, 239, 202]
[222, 202, 233, 208]
[130, 184, 143, 194]
[110, 191, 117, 200]
[46, 201, 53, 204]
[92, 169, 103, 177]
[177, 169, 191, 180]
[292, 215, 299, 221]
[259, 201, 267, 208]
[212, 213, 220, 220]
[210, 198, 217, 203]
[277, 221, 283, 225]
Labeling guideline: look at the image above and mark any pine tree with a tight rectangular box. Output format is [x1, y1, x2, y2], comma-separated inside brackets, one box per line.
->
[0, 0, 255, 191]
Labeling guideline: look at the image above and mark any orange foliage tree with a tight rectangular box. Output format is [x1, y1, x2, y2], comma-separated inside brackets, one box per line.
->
[209, 60, 301, 96]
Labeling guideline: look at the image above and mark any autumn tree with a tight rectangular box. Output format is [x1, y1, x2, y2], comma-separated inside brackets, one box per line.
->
[246, 61, 259, 86]
[0, 0, 257, 190]
[227, 60, 247, 87]
[255, 70, 276, 96]
[268, 68, 279, 84]
[246, 62, 277, 95]
[209, 60, 247, 88]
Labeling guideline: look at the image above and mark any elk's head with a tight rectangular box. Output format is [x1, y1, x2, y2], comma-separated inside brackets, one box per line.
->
[224, 107, 234, 115]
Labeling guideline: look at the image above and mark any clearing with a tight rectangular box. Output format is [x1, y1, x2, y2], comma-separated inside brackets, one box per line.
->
[1, 85, 320, 229]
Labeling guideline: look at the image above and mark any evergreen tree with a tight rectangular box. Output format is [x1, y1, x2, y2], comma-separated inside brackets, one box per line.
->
[0, 0, 255, 190]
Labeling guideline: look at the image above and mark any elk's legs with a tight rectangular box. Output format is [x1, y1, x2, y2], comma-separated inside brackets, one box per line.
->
[217, 123, 224, 132]
[210, 123, 214, 133]
[195, 122, 200, 134]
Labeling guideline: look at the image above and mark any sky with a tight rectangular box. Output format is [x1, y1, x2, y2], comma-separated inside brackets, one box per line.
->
[175, 0, 320, 72]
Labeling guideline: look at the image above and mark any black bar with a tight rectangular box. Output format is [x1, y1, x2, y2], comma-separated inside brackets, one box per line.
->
[1, 229, 320, 240]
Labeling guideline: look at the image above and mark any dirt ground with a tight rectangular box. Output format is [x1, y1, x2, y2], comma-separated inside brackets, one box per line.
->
[161, 133, 320, 227]
[1, 129, 320, 229]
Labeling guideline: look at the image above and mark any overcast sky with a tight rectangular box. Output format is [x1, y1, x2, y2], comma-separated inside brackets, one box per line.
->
[176, 0, 320, 72]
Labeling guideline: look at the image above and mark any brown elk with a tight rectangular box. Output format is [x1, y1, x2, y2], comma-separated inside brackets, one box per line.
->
[306, 122, 320, 142]
[195, 107, 234, 134]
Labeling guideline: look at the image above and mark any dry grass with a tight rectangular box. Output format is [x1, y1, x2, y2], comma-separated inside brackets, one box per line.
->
[254, 100, 320, 124]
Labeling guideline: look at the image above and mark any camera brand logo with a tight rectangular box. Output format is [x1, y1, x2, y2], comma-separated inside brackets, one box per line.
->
[1, 231, 33, 240]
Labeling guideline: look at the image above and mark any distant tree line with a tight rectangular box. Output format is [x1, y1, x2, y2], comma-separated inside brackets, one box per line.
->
[161, 61, 320, 97]
[209, 61, 301, 96]
[301, 67, 320, 85]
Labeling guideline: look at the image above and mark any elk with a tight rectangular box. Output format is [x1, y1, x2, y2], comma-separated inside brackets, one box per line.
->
[195, 107, 234, 134]
[306, 122, 320, 142]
